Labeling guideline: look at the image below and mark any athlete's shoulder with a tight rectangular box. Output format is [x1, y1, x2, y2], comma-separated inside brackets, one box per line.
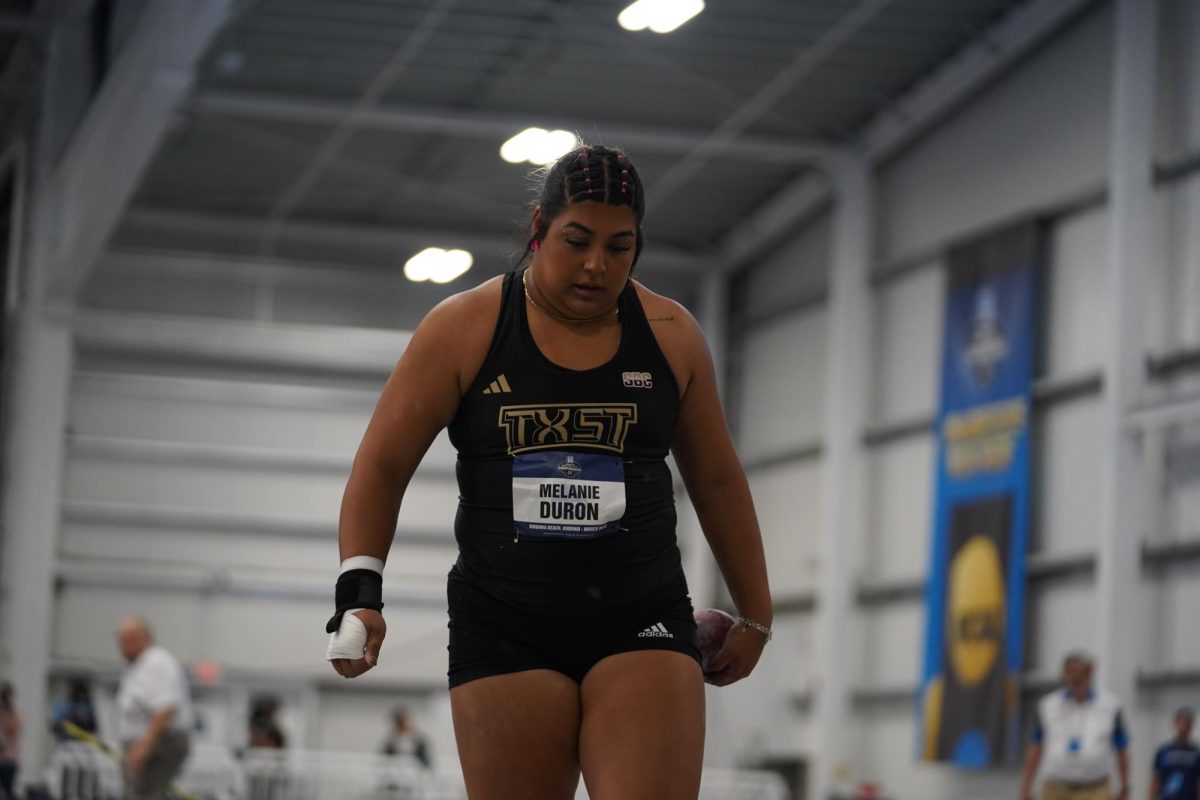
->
[405, 274, 507, 395]
[632, 281, 694, 326]
[414, 274, 504, 339]
[632, 280, 707, 396]
[633, 281, 704, 349]
[429, 273, 504, 319]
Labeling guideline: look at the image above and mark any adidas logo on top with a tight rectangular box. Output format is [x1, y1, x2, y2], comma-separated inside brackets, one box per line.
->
[637, 622, 673, 639]
[482, 374, 512, 395]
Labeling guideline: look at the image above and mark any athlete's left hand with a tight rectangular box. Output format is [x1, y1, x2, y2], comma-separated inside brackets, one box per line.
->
[703, 623, 768, 686]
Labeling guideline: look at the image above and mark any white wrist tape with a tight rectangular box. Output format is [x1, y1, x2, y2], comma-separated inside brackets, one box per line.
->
[340, 556, 384, 575]
[326, 610, 368, 660]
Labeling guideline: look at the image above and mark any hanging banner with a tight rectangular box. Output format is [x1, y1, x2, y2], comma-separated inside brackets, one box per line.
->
[918, 222, 1038, 768]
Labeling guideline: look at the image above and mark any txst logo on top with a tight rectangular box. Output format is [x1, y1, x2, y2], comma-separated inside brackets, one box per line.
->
[499, 403, 638, 455]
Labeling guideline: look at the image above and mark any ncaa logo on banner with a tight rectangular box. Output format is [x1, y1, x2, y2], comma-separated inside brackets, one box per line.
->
[947, 535, 1005, 686]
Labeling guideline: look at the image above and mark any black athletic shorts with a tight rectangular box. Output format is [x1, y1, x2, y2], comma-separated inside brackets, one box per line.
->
[446, 570, 701, 688]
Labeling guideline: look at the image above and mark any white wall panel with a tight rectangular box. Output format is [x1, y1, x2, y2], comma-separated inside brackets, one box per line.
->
[876, 6, 1113, 263]
[54, 586, 207, 664]
[68, 391, 370, 453]
[1157, 560, 1200, 668]
[870, 265, 944, 423]
[858, 602, 924, 689]
[59, 525, 456, 580]
[855, 706, 1019, 800]
[704, 614, 813, 767]
[1163, 175, 1200, 348]
[63, 459, 344, 514]
[1137, 573, 1169, 671]
[205, 596, 445, 679]
[60, 460, 459, 532]
[1043, 198, 1170, 377]
[1161, 421, 1200, 541]
[1033, 396, 1103, 555]
[1027, 580, 1096, 674]
[67, 391, 459, 473]
[749, 460, 822, 597]
[83, 271, 259, 320]
[863, 436, 935, 584]
[1044, 208, 1109, 377]
[736, 310, 826, 460]
[740, 210, 831, 322]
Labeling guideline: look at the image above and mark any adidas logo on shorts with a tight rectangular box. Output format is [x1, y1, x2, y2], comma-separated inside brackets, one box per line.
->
[637, 622, 673, 639]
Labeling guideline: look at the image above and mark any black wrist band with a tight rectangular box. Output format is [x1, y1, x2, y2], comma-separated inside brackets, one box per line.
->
[325, 569, 384, 633]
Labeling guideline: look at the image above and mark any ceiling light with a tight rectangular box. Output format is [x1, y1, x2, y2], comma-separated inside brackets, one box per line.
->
[404, 248, 474, 284]
[618, 0, 704, 33]
[499, 128, 578, 165]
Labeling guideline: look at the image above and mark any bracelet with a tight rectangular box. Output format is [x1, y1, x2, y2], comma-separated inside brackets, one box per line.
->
[737, 616, 773, 641]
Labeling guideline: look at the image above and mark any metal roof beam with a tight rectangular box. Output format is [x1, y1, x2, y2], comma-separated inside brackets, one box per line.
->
[721, 0, 1101, 273]
[73, 309, 410, 378]
[30, 0, 232, 302]
[118, 208, 713, 275]
[647, 0, 893, 211]
[0, 11, 36, 35]
[188, 91, 836, 165]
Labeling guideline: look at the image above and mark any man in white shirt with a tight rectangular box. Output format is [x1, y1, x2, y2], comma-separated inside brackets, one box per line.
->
[115, 617, 193, 800]
[1020, 651, 1131, 800]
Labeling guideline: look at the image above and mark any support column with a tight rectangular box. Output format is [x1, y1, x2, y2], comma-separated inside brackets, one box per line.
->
[811, 153, 872, 800]
[0, 305, 75, 782]
[1095, 0, 1157, 716]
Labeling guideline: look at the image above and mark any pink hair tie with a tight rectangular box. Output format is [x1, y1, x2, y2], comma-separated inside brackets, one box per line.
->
[531, 240, 539, 252]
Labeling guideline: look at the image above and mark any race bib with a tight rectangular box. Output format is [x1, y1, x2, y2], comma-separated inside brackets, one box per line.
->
[512, 451, 626, 539]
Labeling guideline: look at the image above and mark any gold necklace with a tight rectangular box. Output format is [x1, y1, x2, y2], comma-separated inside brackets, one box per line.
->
[522, 270, 619, 324]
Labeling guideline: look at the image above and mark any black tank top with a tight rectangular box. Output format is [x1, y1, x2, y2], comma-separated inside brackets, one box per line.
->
[447, 267, 686, 614]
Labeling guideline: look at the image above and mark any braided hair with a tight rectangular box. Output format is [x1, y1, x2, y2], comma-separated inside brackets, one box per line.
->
[522, 144, 646, 268]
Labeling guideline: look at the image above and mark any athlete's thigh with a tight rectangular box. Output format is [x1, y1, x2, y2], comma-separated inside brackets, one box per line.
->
[450, 669, 582, 800]
[578, 650, 705, 800]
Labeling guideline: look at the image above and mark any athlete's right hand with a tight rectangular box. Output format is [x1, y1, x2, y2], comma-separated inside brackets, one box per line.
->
[327, 609, 386, 678]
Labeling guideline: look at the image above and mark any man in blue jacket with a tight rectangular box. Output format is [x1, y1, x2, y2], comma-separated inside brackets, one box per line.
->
[1149, 708, 1200, 800]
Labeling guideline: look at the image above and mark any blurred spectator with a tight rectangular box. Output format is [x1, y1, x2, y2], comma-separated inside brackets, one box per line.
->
[50, 678, 98, 742]
[381, 708, 429, 767]
[248, 696, 286, 750]
[116, 616, 193, 800]
[0, 682, 21, 799]
[244, 696, 289, 800]
[1020, 651, 1130, 800]
[1148, 707, 1200, 800]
